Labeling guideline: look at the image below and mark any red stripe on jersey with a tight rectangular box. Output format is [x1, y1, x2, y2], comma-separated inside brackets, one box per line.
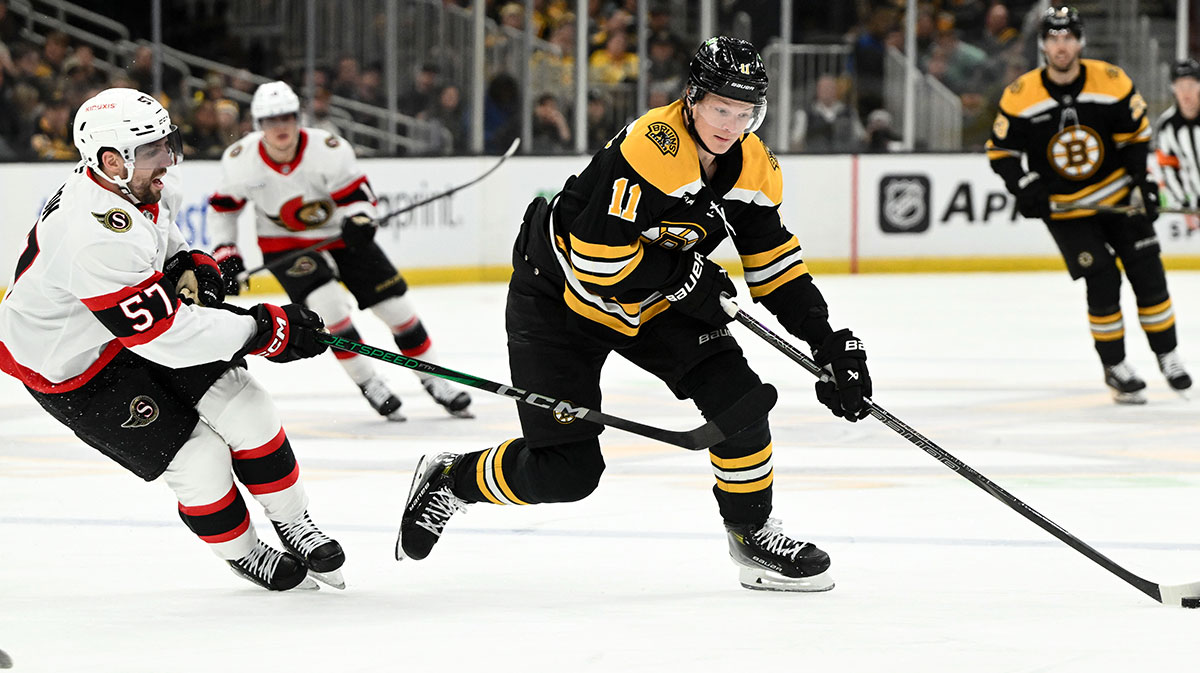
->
[245, 464, 300, 495]
[0, 339, 124, 393]
[330, 175, 375, 205]
[232, 427, 287, 460]
[258, 236, 346, 253]
[80, 272, 167, 311]
[258, 130, 309, 176]
[178, 485, 240, 516]
[209, 193, 247, 213]
[197, 512, 251, 544]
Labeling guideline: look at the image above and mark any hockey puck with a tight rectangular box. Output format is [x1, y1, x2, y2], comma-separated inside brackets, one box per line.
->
[0, 647, 12, 669]
[1182, 597, 1200, 609]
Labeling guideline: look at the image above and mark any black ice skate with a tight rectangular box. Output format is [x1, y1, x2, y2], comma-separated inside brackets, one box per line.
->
[396, 453, 468, 561]
[1156, 350, 1192, 397]
[1103, 360, 1147, 405]
[359, 376, 406, 421]
[272, 511, 346, 590]
[725, 518, 834, 592]
[228, 540, 318, 591]
[422, 378, 474, 418]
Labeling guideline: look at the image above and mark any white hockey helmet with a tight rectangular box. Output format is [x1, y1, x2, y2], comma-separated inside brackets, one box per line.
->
[74, 88, 182, 187]
[251, 81, 301, 126]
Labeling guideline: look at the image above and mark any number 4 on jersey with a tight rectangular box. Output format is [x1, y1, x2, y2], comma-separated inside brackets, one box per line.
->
[608, 177, 642, 222]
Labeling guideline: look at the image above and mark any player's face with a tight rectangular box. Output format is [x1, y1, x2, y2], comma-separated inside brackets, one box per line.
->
[1042, 31, 1082, 73]
[1174, 77, 1200, 119]
[260, 113, 300, 153]
[690, 93, 757, 155]
[126, 136, 177, 204]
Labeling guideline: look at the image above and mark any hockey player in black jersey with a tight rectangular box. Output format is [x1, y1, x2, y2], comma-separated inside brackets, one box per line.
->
[1154, 59, 1200, 233]
[987, 6, 1191, 403]
[396, 37, 872, 592]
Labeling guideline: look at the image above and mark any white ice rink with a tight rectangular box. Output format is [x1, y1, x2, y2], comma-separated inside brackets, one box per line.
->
[2, 271, 1200, 672]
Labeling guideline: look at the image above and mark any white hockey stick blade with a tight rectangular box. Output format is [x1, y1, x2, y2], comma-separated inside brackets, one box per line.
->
[1156, 581, 1200, 607]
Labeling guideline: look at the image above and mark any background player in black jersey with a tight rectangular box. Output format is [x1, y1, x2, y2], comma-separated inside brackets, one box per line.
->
[394, 37, 872, 592]
[1154, 58, 1200, 234]
[987, 6, 1191, 403]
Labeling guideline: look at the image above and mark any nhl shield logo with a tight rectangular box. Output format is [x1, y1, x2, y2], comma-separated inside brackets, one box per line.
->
[121, 395, 160, 429]
[879, 175, 931, 233]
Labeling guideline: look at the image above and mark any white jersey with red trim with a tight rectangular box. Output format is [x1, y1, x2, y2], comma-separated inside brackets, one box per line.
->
[0, 166, 257, 389]
[207, 128, 379, 254]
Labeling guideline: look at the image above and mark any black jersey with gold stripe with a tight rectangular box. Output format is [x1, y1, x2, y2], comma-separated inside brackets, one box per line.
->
[527, 100, 831, 346]
[986, 59, 1151, 220]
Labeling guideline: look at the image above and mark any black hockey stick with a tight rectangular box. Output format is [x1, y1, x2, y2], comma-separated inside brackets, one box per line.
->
[236, 137, 522, 284]
[1050, 202, 1200, 216]
[316, 332, 777, 451]
[719, 296, 1200, 607]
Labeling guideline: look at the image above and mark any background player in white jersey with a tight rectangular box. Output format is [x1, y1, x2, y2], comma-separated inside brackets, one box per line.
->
[207, 81, 471, 422]
[1154, 58, 1200, 234]
[0, 88, 345, 592]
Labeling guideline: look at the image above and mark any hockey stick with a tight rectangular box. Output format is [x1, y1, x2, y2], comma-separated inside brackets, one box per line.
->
[1050, 203, 1200, 215]
[315, 332, 777, 451]
[235, 137, 522, 284]
[719, 295, 1200, 607]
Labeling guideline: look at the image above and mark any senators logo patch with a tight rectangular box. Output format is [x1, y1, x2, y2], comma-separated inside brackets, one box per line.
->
[229, 144, 243, 158]
[325, 135, 341, 148]
[121, 395, 160, 429]
[92, 208, 133, 233]
[269, 196, 335, 231]
[286, 255, 318, 277]
[645, 122, 679, 156]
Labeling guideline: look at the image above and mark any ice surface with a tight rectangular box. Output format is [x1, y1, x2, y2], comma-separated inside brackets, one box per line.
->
[2, 272, 1199, 672]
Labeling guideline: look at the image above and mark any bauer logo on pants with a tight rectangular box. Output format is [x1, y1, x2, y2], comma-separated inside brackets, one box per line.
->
[121, 395, 160, 428]
[879, 175, 931, 233]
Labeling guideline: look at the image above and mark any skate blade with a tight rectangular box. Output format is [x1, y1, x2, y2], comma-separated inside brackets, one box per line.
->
[1110, 390, 1147, 405]
[395, 456, 429, 561]
[309, 569, 345, 590]
[295, 576, 321, 590]
[385, 410, 408, 422]
[737, 566, 835, 593]
[447, 407, 475, 419]
[1171, 387, 1192, 401]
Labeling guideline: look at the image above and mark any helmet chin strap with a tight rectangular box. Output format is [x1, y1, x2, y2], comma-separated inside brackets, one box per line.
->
[92, 161, 146, 205]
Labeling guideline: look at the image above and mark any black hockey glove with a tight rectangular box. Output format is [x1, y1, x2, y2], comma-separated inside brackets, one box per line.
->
[813, 329, 872, 422]
[242, 303, 329, 363]
[1013, 172, 1050, 220]
[212, 243, 246, 296]
[1139, 181, 1160, 223]
[664, 252, 736, 327]
[341, 214, 377, 250]
[163, 249, 225, 307]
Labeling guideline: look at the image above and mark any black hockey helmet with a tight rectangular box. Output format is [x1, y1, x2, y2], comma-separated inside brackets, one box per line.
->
[1040, 6, 1084, 40]
[686, 36, 768, 107]
[1173, 58, 1200, 82]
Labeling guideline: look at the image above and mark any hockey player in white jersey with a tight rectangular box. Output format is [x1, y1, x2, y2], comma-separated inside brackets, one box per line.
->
[1155, 58, 1200, 234]
[207, 81, 471, 421]
[0, 88, 346, 591]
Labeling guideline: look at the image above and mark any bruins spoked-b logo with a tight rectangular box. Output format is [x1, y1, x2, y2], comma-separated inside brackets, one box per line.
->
[553, 402, 578, 425]
[1047, 124, 1103, 180]
[645, 122, 679, 157]
[641, 222, 705, 250]
[92, 208, 133, 233]
[121, 395, 160, 429]
[879, 175, 931, 233]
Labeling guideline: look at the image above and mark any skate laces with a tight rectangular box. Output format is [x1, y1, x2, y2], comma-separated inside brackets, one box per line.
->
[275, 513, 332, 557]
[361, 378, 393, 406]
[1107, 361, 1139, 383]
[1158, 351, 1187, 378]
[751, 518, 808, 561]
[416, 486, 467, 537]
[237, 542, 283, 580]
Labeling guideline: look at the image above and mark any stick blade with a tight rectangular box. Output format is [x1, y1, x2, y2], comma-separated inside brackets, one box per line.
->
[1157, 580, 1200, 607]
[712, 383, 778, 440]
